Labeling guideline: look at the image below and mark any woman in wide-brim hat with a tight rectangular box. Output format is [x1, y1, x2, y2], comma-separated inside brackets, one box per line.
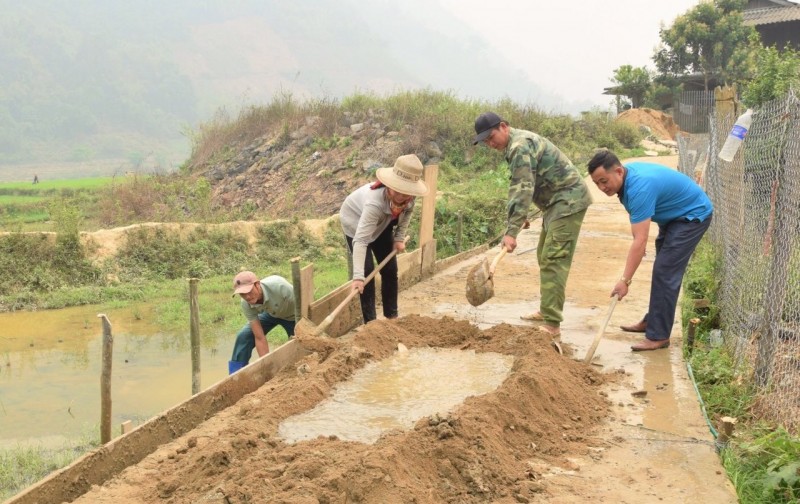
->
[339, 154, 429, 324]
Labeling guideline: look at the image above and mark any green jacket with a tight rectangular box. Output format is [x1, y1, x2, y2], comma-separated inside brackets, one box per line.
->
[504, 127, 592, 237]
[240, 275, 296, 322]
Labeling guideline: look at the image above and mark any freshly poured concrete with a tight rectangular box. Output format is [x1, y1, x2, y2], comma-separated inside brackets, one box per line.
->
[279, 347, 513, 444]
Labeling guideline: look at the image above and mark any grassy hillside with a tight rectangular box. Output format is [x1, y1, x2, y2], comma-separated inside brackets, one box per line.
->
[0, 90, 643, 312]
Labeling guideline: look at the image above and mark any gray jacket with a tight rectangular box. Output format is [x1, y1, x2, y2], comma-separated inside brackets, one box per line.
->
[339, 183, 416, 280]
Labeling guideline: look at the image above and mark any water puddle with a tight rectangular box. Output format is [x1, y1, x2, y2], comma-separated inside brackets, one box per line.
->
[278, 347, 513, 444]
[0, 304, 231, 447]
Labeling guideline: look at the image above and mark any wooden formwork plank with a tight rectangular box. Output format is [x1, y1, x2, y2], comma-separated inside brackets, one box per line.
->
[419, 164, 438, 246]
[421, 239, 437, 280]
[300, 263, 314, 319]
[308, 282, 356, 337]
[398, 248, 422, 290]
[435, 243, 490, 274]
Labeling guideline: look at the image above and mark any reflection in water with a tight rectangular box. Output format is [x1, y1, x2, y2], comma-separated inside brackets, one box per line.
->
[0, 304, 232, 447]
[279, 348, 513, 444]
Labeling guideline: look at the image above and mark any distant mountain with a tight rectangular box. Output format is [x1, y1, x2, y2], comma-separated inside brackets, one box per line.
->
[0, 0, 572, 169]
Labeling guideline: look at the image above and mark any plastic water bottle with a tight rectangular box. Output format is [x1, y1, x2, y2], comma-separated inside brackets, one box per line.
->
[718, 108, 753, 162]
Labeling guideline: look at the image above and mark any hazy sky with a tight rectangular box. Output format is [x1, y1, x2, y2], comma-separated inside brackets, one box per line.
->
[440, 0, 700, 109]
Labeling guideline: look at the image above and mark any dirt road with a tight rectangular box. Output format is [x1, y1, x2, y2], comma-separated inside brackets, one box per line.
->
[401, 155, 737, 502]
[64, 156, 736, 504]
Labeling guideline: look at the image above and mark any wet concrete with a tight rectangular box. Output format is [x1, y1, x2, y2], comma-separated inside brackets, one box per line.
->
[278, 347, 513, 444]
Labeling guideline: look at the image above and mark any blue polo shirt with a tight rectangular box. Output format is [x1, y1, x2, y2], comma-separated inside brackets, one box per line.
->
[621, 162, 713, 225]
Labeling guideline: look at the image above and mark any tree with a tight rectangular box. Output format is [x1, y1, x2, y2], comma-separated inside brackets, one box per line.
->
[610, 65, 652, 109]
[742, 35, 800, 106]
[653, 0, 756, 90]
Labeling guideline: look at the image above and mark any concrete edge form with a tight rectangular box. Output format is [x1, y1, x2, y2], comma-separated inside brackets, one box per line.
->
[434, 243, 489, 273]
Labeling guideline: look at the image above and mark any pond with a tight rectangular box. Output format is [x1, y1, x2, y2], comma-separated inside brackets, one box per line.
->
[0, 304, 232, 448]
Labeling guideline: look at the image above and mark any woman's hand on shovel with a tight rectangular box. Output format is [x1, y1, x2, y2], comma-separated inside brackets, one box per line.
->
[352, 279, 365, 294]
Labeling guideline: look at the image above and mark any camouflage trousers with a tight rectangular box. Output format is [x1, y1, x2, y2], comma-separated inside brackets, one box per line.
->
[536, 209, 587, 327]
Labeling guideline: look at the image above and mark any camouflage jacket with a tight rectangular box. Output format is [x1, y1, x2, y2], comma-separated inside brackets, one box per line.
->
[504, 128, 592, 237]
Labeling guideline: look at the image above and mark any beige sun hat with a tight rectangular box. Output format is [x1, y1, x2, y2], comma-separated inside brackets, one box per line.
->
[376, 154, 430, 197]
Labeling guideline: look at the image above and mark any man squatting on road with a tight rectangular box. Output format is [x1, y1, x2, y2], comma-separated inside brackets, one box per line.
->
[587, 150, 713, 352]
[228, 270, 296, 374]
[473, 112, 592, 338]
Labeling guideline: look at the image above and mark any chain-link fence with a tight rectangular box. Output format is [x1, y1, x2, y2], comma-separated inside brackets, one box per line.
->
[678, 90, 800, 433]
[674, 90, 715, 134]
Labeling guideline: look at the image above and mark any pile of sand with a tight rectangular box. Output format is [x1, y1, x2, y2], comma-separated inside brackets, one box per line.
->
[73, 316, 610, 504]
[615, 108, 679, 141]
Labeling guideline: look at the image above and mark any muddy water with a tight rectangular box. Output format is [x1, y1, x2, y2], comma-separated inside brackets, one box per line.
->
[0, 305, 230, 447]
[278, 347, 513, 444]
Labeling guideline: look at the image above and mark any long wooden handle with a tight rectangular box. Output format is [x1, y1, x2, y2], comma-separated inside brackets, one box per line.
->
[318, 237, 409, 333]
[489, 247, 508, 276]
[584, 295, 618, 363]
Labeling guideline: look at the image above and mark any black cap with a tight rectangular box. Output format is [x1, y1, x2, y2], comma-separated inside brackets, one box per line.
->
[472, 111, 503, 145]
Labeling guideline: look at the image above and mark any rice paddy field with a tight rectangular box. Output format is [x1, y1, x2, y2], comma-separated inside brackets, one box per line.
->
[0, 177, 116, 230]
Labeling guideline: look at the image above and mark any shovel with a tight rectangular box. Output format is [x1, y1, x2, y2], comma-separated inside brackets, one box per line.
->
[465, 246, 508, 307]
[583, 294, 619, 363]
[296, 237, 409, 338]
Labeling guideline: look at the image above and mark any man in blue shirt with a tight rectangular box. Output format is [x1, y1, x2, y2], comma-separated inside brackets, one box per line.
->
[587, 150, 713, 351]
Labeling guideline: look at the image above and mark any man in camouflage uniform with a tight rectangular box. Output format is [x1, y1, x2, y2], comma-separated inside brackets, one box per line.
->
[472, 112, 592, 336]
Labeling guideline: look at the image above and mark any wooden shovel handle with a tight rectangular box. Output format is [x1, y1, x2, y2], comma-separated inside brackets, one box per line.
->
[489, 246, 508, 276]
[318, 236, 409, 333]
[584, 294, 619, 363]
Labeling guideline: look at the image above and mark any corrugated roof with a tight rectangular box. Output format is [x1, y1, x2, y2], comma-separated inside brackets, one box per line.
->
[743, 5, 800, 24]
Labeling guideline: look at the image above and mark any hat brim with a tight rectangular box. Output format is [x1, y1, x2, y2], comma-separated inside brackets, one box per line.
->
[232, 283, 256, 297]
[472, 129, 493, 145]
[376, 167, 429, 196]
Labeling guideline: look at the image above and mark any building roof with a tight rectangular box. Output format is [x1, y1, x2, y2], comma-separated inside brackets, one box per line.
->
[744, 4, 800, 25]
[746, 0, 798, 8]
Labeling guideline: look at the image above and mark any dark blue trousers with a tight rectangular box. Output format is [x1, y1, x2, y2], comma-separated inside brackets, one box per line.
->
[231, 312, 295, 364]
[345, 220, 399, 324]
[643, 215, 712, 341]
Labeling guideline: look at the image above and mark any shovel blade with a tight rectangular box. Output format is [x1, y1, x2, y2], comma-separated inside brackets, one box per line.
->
[465, 258, 495, 306]
[295, 317, 320, 338]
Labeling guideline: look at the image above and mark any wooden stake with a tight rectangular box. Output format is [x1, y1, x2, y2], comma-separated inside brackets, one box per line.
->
[291, 257, 302, 324]
[419, 164, 438, 246]
[189, 278, 201, 395]
[456, 211, 463, 253]
[687, 318, 700, 355]
[98, 314, 113, 444]
[716, 416, 737, 447]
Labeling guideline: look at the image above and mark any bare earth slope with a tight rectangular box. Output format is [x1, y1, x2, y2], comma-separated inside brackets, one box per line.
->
[70, 156, 736, 503]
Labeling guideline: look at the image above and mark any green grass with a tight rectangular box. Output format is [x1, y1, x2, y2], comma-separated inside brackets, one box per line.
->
[0, 428, 100, 501]
[0, 177, 116, 230]
[722, 427, 800, 503]
[682, 239, 800, 503]
[0, 177, 116, 192]
[688, 331, 800, 503]
[0, 194, 48, 205]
